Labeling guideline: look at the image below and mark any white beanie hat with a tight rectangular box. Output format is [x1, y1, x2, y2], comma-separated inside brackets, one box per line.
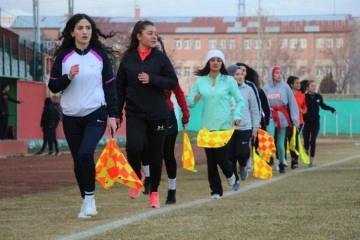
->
[205, 49, 225, 64]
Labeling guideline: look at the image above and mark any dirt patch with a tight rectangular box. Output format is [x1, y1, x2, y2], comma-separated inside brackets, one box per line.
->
[0, 145, 206, 199]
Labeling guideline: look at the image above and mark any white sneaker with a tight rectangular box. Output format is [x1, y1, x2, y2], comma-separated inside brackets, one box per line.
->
[246, 158, 253, 172]
[78, 201, 91, 219]
[283, 159, 288, 166]
[211, 194, 222, 199]
[83, 199, 97, 216]
[226, 173, 236, 186]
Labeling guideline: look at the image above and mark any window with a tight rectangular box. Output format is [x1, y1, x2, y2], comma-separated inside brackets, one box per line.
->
[175, 67, 181, 76]
[209, 39, 217, 49]
[175, 39, 182, 49]
[335, 38, 344, 48]
[44, 41, 52, 49]
[279, 38, 287, 48]
[316, 38, 324, 48]
[300, 38, 307, 48]
[316, 67, 324, 77]
[184, 67, 191, 77]
[289, 38, 298, 49]
[253, 39, 261, 49]
[244, 39, 251, 49]
[193, 39, 201, 49]
[219, 39, 227, 49]
[265, 39, 271, 49]
[229, 39, 236, 49]
[326, 38, 333, 48]
[183, 39, 191, 49]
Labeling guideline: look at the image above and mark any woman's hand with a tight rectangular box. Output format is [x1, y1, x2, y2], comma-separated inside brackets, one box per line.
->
[194, 94, 202, 102]
[68, 64, 80, 80]
[108, 118, 117, 137]
[234, 120, 240, 126]
[138, 72, 149, 84]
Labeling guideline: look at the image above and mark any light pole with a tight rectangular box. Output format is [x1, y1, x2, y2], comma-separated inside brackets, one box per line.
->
[33, 0, 40, 51]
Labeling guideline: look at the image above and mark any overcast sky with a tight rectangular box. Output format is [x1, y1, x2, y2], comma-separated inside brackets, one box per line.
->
[1, 0, 359, 17]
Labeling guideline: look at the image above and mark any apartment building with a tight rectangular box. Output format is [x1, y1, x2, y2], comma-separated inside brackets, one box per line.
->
[8, 13, 357, 94]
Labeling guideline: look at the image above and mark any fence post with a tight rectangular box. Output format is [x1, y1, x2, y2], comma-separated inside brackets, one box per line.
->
[350, 114, 352, 137]
[335, 114, 338, 136]
[323, 115, 327, 136]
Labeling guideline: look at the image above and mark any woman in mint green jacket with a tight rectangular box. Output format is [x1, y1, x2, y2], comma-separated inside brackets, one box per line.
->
[187, 50, 244, 199]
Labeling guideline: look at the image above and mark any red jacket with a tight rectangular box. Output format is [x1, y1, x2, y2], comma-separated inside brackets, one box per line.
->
[165, 85, 190, 124]
[294, 91, 307, 124]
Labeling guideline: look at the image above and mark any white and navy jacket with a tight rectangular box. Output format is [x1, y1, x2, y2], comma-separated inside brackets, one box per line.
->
[48, 46, 117, 118]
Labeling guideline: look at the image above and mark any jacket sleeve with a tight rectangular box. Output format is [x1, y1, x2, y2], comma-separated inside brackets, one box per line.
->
[186, 80, 200, 108]
[173, 85, 190, 124]
[287, 86, 300, 127]
[249, 89, 260, 132]
[115, 61, 127, 122]
[48, 52, 72, 94]
[318, 94, 335, 113]
[229, 77, 244, 121]
[259, 89, 271, 126]
[101, 51, 118, 118]
[149, 55, 178, 90]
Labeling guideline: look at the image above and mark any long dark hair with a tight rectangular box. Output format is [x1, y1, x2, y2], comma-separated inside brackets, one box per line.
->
[194, 61, 228, 76]
[300, 79, 310, 93]
[157, 35, 167, 56]
[287, 76, 299, 89]
[122, 20, 155, 58]
[236, 62, 260, 89]
[55, 13, 115, 57]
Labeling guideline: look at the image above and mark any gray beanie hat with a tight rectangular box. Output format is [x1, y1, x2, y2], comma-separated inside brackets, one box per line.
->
[227, 65, 241, 76]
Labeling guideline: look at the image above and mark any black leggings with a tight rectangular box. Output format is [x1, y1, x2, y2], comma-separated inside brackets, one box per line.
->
[141, 111, 178, 179]
[126, 115, 169, 192]
[303, 122, 320, 157]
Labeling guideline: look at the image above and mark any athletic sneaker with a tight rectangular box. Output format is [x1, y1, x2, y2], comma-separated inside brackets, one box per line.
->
[239, 167, 248, 181]
[149, 192, 160, 208]
[165, 189, 176, 204]
[291, 160, 299, 169]
[232, 181, 240, 191]
[279, 162, 286, 173]
[246, 158, 253, 172]
[226, 173, 236, 186]
[83, 199, 97, 216]
[78, 201, 91, 219]
[308, 163, 314, 168]
[211, 194, 222, 199]
[142, 177, 151, 195]
[283, 159, 289, 166]
[129, 172, 145, 199]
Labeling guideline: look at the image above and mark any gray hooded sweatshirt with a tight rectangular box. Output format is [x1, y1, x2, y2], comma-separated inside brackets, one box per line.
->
[262, 66, 299, 128]
[232, 83, 260, 133]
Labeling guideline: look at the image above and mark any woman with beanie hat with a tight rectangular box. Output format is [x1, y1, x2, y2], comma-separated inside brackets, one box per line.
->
[187, 50, 244, 199]
[262, 66, 299, 173]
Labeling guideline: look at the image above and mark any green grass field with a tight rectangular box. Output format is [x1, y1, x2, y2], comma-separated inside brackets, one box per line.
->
[1, 141, 359, 240]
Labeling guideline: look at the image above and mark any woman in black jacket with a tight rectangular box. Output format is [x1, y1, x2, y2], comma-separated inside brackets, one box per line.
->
[302, 80, 336, 167]
[35, 97, 60, 155]
[116, 20, 178, 208]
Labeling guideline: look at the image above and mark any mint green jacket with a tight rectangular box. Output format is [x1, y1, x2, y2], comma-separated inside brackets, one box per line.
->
[187, 74, 244, 131]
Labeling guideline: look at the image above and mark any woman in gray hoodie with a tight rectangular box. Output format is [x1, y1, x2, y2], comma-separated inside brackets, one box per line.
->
[227, 65, 260, 190]
[262, 66, 299, 173]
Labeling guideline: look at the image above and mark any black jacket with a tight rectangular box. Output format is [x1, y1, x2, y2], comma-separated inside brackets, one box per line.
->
[303, 93, 335, 123]
[116, 48, 178, 121]
[41, 99, 60, 129]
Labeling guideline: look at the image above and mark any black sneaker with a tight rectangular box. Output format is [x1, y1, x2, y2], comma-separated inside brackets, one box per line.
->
[291, 160, 299, 169]
[143, 177, 151, 195]
[279, 162, 286, 173]
[165, 189, 176, 204]
[35, 151, 44, 156]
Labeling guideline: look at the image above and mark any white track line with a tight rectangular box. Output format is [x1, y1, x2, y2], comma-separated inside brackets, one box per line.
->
[58, 153, 360, 240]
